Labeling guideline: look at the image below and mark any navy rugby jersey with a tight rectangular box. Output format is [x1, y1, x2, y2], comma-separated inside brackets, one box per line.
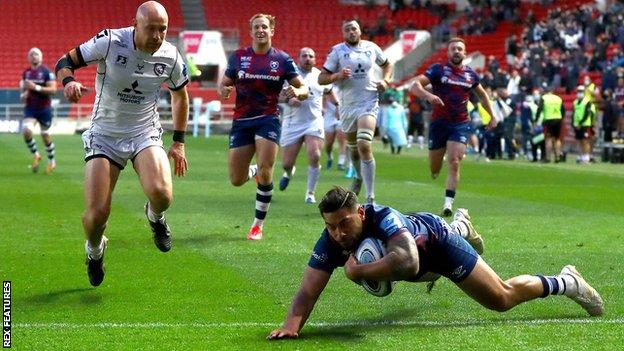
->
[225, 47, 299, 120]
[22, 65, 55, 109]
[308, 204, 449, 280]
[424, 63, 479, 123]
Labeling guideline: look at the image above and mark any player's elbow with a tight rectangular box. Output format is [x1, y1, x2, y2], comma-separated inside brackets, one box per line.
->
[390, 252, 419, 279]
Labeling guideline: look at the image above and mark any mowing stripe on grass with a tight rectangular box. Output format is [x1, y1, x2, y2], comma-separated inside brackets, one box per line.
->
[16, 318, 624, 329]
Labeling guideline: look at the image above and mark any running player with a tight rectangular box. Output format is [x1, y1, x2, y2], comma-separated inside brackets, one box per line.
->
[319, 19, 394, 204]
[267, 187, 604, 340]
[409, 37, 496, 216]
[20, 47, 58, 174]
[220, 13, 308, 240]
[55, 1, 189, 286]
[278, 47, 331, 204]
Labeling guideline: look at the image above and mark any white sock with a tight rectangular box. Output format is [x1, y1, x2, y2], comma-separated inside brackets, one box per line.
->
[444, 196, 454, 209]
[338, 153, 346, 166]
[85, 238, 104, 260]
[307, 165, 321, 194]
[147, 202, 164, 222]
[248, 164, 258, 180]
[418, 135, 424, 148]
[361, 158, 376, 199]
[285, 166, 296, 178]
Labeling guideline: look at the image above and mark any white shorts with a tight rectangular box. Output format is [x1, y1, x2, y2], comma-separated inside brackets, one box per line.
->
[82, 127, 164, 169]
[324, 115, 341, 133]
[280, 118, 324, 147]
[340, 101, 379, 133]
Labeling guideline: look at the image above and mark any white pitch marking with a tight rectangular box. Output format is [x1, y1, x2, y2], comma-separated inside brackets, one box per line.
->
[15, 318, 624, 329]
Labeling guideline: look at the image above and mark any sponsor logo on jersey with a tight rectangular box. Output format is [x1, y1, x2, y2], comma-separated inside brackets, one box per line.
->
[118, 80, 146, 104]
[115, 55, 128, 67]
[269, 60, 279, 72]
[441, 75, 473, 88]
[153, 63, 166, 76]
[241, 56, 252, 61]
[237, 71, 280, 81]
[135, 63, 145, 75]
[311, 251, 328, 263]
[182, 64, 188, 78]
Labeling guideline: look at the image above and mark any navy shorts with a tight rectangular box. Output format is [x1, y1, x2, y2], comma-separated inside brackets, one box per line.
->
[428, 119, 471, 150]
[425, 214, 479, 283]
[24, 106, 53, 129]
[229, 115, 281, 148]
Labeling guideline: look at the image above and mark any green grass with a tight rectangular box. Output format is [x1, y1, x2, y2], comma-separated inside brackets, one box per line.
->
[1, 134, 623, 350]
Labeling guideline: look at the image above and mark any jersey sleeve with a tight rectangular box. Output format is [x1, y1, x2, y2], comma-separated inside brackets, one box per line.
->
[424, 63, 442, 84]
[44, 67, 55, 83]
[283, 54, 299, 81]
[167, 51, 189, 91]
[470, 69, 480, 89]
[323, 46, 339, 73]
[307, 231, 346, 274]
[78, 29, 112, 64]
[378, 210, 407, 239]
[373, 43, 388, 66]
[224, 52, 238, 80]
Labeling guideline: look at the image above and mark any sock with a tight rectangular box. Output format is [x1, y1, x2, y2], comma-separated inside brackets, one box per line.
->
[418, 135, 424, 148]
[285, 166, 295, 178]
[307, 165, 321, 194]
[85, 238, 104, 260]
[407, 135, 414, 147]
[253, 182, 273, 227]
[26, 138, 37, 154]
[537, 275, 569, 297]
[361, 158, 376, 199]
[147, 202, 164, 222]
[338, 153, 346, 166]
[444, 189, 456, 208]
[45, 142, 55, 163]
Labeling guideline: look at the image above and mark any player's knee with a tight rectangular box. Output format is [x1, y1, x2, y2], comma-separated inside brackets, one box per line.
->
[486, 292, 513, 312]
[447, 157, 461, 170]
[148, 184, 173, 207]
[83, 207, 110, 227]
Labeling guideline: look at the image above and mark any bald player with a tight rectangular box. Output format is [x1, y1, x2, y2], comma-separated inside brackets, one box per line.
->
[319, 19, 393, 204]
[55, 1, 190, 286]
[278, 47, 333, 204]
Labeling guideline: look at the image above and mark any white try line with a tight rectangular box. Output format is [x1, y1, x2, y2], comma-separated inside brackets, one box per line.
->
[15, 318, 624, 329]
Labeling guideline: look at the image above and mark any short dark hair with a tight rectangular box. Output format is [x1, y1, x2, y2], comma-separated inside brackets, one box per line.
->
[318, 186, 358, 214]
[448, 37, 465, 45]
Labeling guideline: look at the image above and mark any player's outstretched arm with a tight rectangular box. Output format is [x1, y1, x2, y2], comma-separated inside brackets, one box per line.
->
[168, 87, 189, 177]
[55, 49, 89, 103]
[344, 230, 419, 282]
[267, 267, 331, 340]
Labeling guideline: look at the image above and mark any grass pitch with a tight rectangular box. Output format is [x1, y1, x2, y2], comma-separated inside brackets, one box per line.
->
[1, 133, 623, 350]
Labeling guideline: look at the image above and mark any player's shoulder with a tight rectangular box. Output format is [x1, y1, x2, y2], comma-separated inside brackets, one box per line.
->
[428, 62, 444, 71]
[360, 40, 381, 50]
[270, 47, 293, 61]
[154, 40, 180, 61]
[329, 42, 348, 53]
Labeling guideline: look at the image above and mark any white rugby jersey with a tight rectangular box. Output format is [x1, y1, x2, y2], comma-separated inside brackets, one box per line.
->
[323, 40, 387, 108]
[282, 67, 331, 123]
[78, 27, 188, 137]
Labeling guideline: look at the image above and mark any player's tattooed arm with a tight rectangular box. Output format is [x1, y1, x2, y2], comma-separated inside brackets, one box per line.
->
[344, 230, 419, 282]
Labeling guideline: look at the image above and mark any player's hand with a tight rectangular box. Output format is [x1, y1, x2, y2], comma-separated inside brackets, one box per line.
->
[220, 85, 234, 100]
[168, 141, 188, 177]
[337, 67, 352, 80]
[20, 91, 29, 102]
[486, 118, 498, 131]
[344, 254, 360, 282]
[287, 97, 301, 107]
[426, 93, 444, 106]
[267, 328, 299, 340]
[64, 81, 89, 103]
[23, 80, 37, 91]
[284, 85, 298, 100]
[376, 80, 389, 93]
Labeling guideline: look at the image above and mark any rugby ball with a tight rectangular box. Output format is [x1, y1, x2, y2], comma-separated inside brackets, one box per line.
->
[355, 238, 394, 297]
